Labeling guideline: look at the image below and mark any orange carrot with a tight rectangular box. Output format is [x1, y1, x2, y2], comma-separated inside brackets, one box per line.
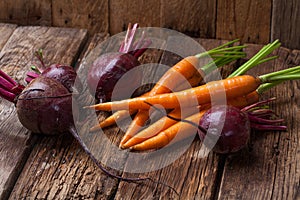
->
[122, 106, 202, 149]
[91, 73, 202, 131]
[130, 110, 206, 151]
[118, 56, 208, 145]
[150, 56, 204, 95]
[123, 91, 259, 149]
[119, 109, 150, 146]
[88, 75, 261, 111]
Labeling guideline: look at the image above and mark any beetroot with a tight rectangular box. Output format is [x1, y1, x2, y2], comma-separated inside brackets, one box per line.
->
[199, 105, 251, 154]
[198, 101, 286, 154]
[87, 52, 141, 102]
[16, 77, 75, 135]
[87, 23, 151, 102]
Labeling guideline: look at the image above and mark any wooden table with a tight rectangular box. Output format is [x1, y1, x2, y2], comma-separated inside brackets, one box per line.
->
[0, 23, 299, 200]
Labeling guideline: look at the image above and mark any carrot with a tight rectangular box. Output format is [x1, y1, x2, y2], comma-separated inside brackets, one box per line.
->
[122, 91, 259, 149]
[90, 73, 206, 131]
[130, 110, 206, 151]
[88, 63, 300, 112]
[122, 106, 204, 149]
[88, 75, 262, 111]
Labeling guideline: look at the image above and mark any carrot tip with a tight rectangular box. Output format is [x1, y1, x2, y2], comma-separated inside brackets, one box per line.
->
[83, 105, 94, 109]
[90, 125, 101, 132]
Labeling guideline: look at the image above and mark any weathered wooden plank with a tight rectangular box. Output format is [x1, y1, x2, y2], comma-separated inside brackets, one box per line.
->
[0, 26, 87, 200]
[217, 45, 300, 199]
[109, 0, 161, 35]
[161, 0, 216, 38]
[216, 0, 271, 44]
[0, 0, 51, 26]
[52, 0, 109, 34]
[0, 23, 17, 49]
[114, 40, 236, 199]
[271, 0, 300, 49]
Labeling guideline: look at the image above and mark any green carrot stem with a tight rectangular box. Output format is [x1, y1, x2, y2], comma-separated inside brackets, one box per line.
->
[257, 66, 300, 93]
[256, 82, 282, 94]
[228, 40, 281, 78]
[195, 45, 247, 58]
[209, 39, 240, 51]
[256, 56, 278, 65]
[262, 74, 300, 82]
[259, 66, 300, 83]
[201, 52, 245, 74]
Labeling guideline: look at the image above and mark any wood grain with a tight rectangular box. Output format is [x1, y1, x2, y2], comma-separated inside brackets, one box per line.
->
[109, 0, 161, 34]
[161, 0, 216, 38]
[271, 0, 300, 49]
[0, 26, 87, 200]
[52, 0, 109, 34]
[0, 23, 17, 49]
[0, 0, 51, 26]
[216, 0, 272, 44]
[217, 45, 300, 199]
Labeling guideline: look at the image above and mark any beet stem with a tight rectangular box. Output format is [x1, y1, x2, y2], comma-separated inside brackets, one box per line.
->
[0, 76, 15, 91]
[241, 97, 276, 112]
[0, 87, 16, 102]
[35, 49, 46, 70]
[250, 123, 287, 131]
[248, 114, 284, 124]
[0, 70, 17, 86]
[68, 126, 178, 195]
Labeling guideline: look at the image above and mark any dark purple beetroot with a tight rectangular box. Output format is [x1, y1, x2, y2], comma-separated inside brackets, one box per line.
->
[26, 64, 82, 94]
[87, 23, 151, 103]
[87, 52, 142, 102]
[41, 64, 82, 93]
[16, 76, 75, 135]
[199, 105, 250, 154]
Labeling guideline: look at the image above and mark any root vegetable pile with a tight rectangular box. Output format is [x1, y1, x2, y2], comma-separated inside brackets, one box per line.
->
[89, 39, 300, 153]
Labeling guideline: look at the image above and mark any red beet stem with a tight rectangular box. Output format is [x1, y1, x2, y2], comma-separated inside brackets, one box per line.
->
[25, 71, 40, 83]
[248, 114, 285, 124]
[0, 70, 17, 86]
[0, 76, 15, 91]
[0, 69, 25, 102]
[250, 123, 287, 131]
[241, 97, 276, 112]
[0, 87, 16, 102]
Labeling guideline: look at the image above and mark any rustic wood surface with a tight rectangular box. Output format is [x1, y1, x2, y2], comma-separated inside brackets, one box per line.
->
[0, 23, 299, 199]
[0, 24, 17, 49]
[271, 0, 300, 50]
[109, 0, 161, 34]
[0, 25, 87, 200]
[52, 0, 109, 34]
[216, 0, 272, 44]
[0, 0, 299, 49]
[159, 0, 216, 38]
[0, 0, 51, 26]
